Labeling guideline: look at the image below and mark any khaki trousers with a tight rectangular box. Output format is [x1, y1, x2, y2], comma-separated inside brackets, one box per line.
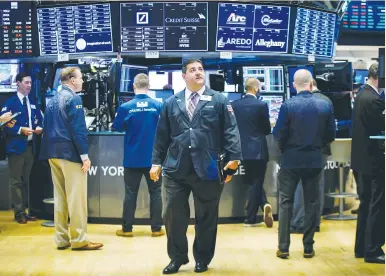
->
[49, 158, 89, 249]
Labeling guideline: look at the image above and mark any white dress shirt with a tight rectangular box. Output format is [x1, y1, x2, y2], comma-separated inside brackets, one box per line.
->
[245, 93, 257, 99]
[16, 92, 33, 141]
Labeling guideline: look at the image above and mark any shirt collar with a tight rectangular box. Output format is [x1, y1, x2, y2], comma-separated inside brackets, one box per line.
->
[368, 84, 379, 95]
[17, 92, 28, 102]
[185, 85, 206, 99]
[245, 93, 257, 99]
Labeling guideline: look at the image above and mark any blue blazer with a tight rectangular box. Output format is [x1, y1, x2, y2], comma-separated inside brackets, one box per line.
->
[273, 91, 336, 169]
[39, 86, 88, 164]
[231, 94, 271, 161]
[152, 87, 242, 181]
[0, 94, 43, 155]
[113, 94, 162, 168]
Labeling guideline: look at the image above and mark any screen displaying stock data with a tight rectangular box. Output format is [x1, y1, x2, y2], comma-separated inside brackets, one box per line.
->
[120, 2, 208, 51]
[342, 1, 385, 31]
[37, 3, 113, 55]
[292, 8, 336, 57]
[216, 3, 290, 53]
[0, 2, 34, 58]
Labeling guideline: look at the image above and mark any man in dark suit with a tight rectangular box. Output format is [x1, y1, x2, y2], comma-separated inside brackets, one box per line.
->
[0, 72, 44, 224]
[351, 63, 385, 264]
[273, 69, 335, 259]
[290, 79, 334, 233]
[150, 59, 242, 274]
[231, 77, 273, 228]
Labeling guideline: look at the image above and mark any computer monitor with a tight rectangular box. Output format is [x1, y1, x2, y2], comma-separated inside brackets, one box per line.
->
[242, 66, 284, 93]
[288, 65, 315, 94]
[315, 62, 353, 92]
[209, 74, 225, 92]
[222, 92, 242, 102]
[322, 92, 352, 121]
[259, 94, 284, 128]
[120, 65, 148, 93]
[353, 69, 368, 85]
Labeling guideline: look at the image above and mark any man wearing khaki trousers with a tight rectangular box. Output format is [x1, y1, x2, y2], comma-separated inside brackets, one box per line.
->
[40, 67, 103, 250]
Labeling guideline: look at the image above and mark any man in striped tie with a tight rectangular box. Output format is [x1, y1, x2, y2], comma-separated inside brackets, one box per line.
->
[151, 59, 242, 274]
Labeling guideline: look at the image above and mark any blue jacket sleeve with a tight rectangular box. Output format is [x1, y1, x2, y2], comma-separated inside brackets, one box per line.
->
[152, 102, 171, 165]
[112, 106, 127, 132]
[221, 96, 242, 161]
[66, 95, 88, 155]
[272, 103, 289, 151]
[0, 100, 23, 136]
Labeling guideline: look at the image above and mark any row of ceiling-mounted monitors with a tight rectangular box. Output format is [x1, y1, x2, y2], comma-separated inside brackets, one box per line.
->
[0, 1, 384, 59]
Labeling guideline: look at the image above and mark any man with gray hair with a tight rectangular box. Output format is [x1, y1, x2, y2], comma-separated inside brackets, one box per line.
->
[273, 69, 335, 259]
[113, 73, 164, 238]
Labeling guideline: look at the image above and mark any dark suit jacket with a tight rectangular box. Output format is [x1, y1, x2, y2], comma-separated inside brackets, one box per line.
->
[152, 87, 242, 181]
[313, 90, 333, 156]
[351, 84, 385, 174]
[273, 91, 336, 169]
[231, 94, 271, 161]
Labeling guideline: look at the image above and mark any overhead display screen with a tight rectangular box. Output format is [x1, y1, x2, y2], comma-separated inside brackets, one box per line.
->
[292, 8, 336, 57]
[216, 3, 290, 53]
[0, 2, 34, 58]
[120, 2, 208, 52]
[37, 3, 113, 55]
[342, 1, 385, 31]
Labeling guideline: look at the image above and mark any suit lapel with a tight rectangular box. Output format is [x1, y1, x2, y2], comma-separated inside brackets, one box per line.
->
[174, 90, 190, 121]
[192, 87, 214, 121]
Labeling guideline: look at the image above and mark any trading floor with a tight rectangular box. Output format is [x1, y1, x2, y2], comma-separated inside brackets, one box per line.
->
[0, 210, 383, 276]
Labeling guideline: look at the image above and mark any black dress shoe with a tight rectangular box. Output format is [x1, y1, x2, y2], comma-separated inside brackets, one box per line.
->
[163, 260, 188, 274]
[365, 255, 385, 264]
[194, 261, 208, 273]
[355, 253, 364, 258]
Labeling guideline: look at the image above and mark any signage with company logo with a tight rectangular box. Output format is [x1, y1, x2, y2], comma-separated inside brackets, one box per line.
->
[292, 8, 336, 57]
[121, 2, 208, 51]
[216, 3, 290, 53]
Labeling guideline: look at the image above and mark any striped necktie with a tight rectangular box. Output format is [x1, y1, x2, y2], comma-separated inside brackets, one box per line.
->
[187, 92, 199, 120]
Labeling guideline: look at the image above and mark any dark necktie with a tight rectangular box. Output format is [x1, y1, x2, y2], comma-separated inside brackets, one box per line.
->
[23, 97, 30, 125]
[187, 92, 199, 120]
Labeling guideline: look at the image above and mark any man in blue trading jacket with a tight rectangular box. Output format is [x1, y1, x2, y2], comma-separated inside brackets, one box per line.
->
[273, 69, 335, 259]
[113, 73, 164, 238]
[231, 77, 273, 228]
[150, 59, 242, 274]
[40, 67, 103, 251]
[1, 72, 43, 224]
[290, 79, 334, 233]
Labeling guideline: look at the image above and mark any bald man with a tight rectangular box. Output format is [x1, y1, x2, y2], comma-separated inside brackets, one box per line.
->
[273, 69, 336, 259]
[232, 77, 273, 227]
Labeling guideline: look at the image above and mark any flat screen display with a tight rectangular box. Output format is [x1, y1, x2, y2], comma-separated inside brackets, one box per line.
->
[292, 8, 336, 57]
[342, 1, 385, 31]
[0, 2, 35, 58]
[37, 3, 113, 55]
[288, 65, 315, 94]
[216, 3, 290, 53]
[148, 89, 174, 103]
[121, 2, 208, 52]
[260, 95, 284, 128]
[353, 69, 368, 84]
[242, 66, 285, 93]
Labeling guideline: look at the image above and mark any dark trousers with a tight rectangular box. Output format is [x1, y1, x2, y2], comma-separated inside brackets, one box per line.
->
[353, 170, 385, 258]
[8, 145, 34, 218]
[122, 167, 163, 232]
[163, 172, 223, 265]
[243, 160, 269, 223]
[278, 168, 322, 252]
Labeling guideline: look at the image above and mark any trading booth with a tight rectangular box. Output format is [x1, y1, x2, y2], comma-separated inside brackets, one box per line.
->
[0, 1, 384, 223]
